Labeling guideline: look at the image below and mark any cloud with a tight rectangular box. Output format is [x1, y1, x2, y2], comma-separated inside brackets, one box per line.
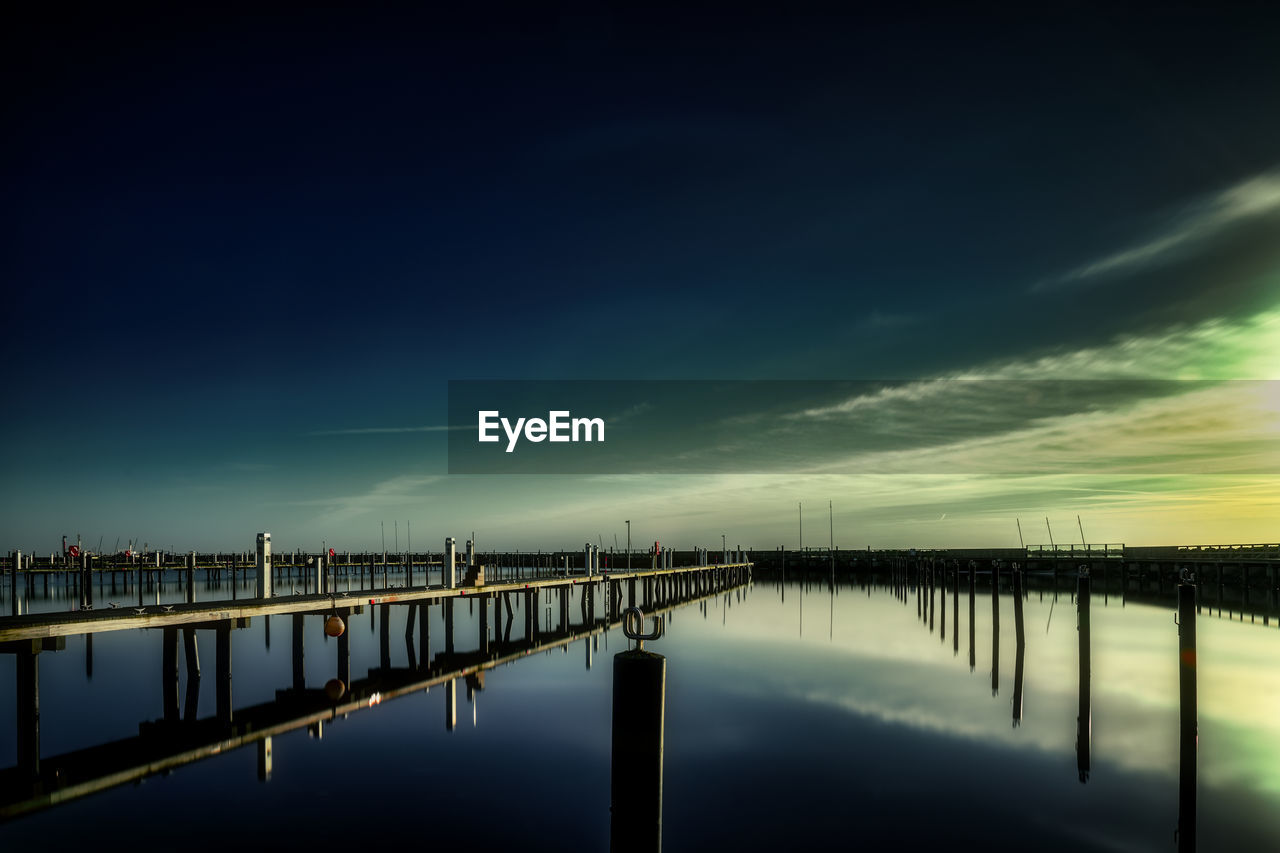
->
[859, 310, 923, 330]
[306, 425, 460, 436]
[1032, 167, 1280, 293]
[293, 474, 444, 524]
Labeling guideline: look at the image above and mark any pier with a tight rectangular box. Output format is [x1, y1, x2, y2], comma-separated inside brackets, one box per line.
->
[0, 549, 751, 821]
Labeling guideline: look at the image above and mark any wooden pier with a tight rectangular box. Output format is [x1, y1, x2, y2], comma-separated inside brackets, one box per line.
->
[1, 554, 751, 822]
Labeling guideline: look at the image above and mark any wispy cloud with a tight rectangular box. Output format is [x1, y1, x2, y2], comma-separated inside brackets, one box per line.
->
[859, 310, 923, 330]
[1032, 167, 1280, 293]
[306, 425, 460, 436]
[293, 474, 444, 524]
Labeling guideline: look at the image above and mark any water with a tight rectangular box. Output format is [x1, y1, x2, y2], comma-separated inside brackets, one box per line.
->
[2, 574, 1278, 850]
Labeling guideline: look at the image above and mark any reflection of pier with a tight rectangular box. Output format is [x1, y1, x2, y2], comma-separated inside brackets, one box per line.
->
[1, 557, 750, 822]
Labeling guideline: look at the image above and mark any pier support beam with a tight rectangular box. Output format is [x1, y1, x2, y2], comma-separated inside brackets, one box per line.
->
[445, 538, 457, 589]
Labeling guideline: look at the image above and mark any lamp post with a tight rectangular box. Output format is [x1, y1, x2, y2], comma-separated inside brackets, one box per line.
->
[722, 533, 726, 564]
[626, 520, 631, 572]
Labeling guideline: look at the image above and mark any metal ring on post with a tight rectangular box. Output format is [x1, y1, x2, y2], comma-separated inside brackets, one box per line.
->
[622, 606, 664, 650]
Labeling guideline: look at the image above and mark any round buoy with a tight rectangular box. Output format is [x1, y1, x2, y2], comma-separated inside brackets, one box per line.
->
[324, 678, 346, 701]
[324, 615, 345, 637]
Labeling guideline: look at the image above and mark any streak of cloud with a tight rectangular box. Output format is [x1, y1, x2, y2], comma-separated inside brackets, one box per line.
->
[1032, 167, 1280, 293]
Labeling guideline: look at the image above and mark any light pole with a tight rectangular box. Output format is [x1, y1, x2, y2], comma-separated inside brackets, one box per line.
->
[626, 520, 631, 571]
[722, 533, 726, 564]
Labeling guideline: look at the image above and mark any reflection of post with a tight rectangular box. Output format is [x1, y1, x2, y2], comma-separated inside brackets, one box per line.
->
[611, 647, 666, 853]
[183, 628, 201, 721]
[163, 627, 180, 722]
[952, 563, 959, 656]
[968, 563, 976, 672]
[292, 614, 305, 691]
[337, 609, 351, 687]
[445, 598, 455, 654]
[86, 634, 94, 680]
[379, 604, 391, 670]
[1076, 568, 1091, 783]
[1012, 566, 1026, 726]
[257, 736, 273, 782]
[216, 623, 233, 725]
[17, 643, 40, 779]
[445, 677, 457, 731]
[1177, 575, 1197, 853]
[991, 562, 1000, 696]
[418, 601, 430, 670]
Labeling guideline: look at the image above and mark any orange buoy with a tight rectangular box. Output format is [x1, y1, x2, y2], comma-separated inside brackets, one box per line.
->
[324, 678, 346, 701]
[324, 615, 345, 637]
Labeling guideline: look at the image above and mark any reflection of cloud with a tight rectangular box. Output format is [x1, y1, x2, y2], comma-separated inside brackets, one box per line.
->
[1032, 167, 1280, 292]
[307, 425, 459, 436]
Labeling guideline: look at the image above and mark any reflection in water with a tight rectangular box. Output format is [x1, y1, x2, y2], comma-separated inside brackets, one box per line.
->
[968, 562, 976, 672]
[1077, 567, 1092, 784]
[1178, 573, 1198, 853]
[4, 565, 1279, 848]
[1013, 566, 1026, 727]
[991, 562, 1000, 696]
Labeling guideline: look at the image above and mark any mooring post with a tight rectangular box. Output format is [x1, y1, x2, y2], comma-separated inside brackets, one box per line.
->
[1178, 572, 1198, 852]
[256, 532, 272, 599]
[9, 550, 19, 617]
[610, 645, 665, 853]
[1077, 567, 1091, 783]
[444, 538, 457, 589]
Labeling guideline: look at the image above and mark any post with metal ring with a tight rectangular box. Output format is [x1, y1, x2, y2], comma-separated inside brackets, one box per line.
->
[611, 607, 666, 853]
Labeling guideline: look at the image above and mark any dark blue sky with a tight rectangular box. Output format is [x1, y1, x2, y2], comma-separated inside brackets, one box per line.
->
[4, 4, 1279, 550]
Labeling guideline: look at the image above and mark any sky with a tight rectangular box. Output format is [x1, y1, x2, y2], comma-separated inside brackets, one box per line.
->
[2, 4, 1278, 554]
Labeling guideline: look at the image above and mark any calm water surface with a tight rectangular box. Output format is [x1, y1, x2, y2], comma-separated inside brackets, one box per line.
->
[2, 573, 1278, 850]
